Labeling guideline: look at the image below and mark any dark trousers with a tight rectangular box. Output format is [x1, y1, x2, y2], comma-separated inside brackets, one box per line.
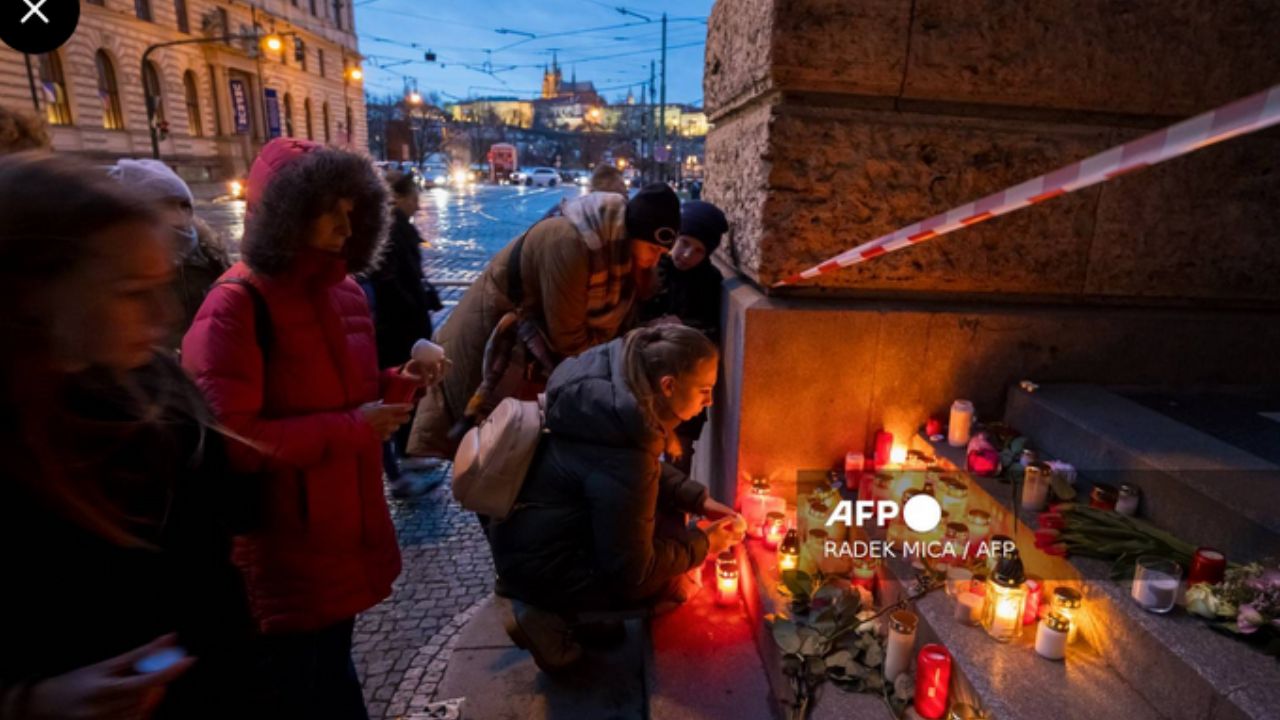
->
[247, 618, 369, 720]
[382, 411, 415, 480]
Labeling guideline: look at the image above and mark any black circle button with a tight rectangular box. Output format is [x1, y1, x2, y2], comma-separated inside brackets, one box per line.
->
[1, 0, 80, 55]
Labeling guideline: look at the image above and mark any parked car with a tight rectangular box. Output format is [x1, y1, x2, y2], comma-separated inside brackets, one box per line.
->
[421, 163, 450, 188]
[527, 167, 560, 187]
[509, 168, 529, 185]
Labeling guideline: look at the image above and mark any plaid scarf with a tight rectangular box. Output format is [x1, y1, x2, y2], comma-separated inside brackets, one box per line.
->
[560, 192, 634, 338]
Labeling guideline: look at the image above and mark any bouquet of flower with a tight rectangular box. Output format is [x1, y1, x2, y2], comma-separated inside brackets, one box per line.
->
[1185, 563, 1280, 656]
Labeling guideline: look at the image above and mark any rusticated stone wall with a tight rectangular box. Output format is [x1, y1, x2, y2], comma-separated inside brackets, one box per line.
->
[704, 0, 1280, 300]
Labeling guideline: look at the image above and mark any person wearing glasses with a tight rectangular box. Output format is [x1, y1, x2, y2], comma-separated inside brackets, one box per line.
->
[406, 184, 682, 459]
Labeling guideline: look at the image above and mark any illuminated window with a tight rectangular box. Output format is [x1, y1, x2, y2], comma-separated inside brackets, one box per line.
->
[95, 51, 125, 130]
[183, 71, 202, 136]
[37, 52, 72, 126]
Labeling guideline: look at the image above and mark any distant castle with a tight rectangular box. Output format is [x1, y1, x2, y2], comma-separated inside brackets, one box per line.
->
[540, 52, 600, 103]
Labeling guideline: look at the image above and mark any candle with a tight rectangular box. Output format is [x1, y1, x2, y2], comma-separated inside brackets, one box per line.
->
[939, 476, 969, 519]
[844, 452, 865, 491]
[954, 591, 984, 626]
[1131, 556, 1181, 613]
[801, 529, 828, 575]
[982, 557, 1027, 643]
[1089, 483, 1119, 511]
[925, 417, 943, 440]
[883, 610, 917, 681]
[715, 551, 739, 606]
[1050, 586, 1083, 643]
[1187, 547, 1227, 587]
[942, 522, 969, 567]
[851, 556, 877, 591]
[742, 477, 786, 538]
[948, 400, 974, 447]
[965, 509, 991, 543]
[1022, 575, 1043, 626]
[817, 534, 852, 576]
[914, 644, 952, 719]
[945, 566, 972, 597]
[778, 529, 800, 572]
[1034, 612, 1071, 661]
[1115, 483, 1141, 516]
[874, 430, 894, 469]
[889, 445, 909, 466]
[1022, 462, 1051, 511]
[763, 512, 787, 549]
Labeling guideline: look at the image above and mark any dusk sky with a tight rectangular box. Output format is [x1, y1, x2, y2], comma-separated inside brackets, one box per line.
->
[353, 0, 715, 107]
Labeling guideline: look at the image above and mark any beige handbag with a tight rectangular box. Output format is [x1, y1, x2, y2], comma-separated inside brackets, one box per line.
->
[451, 394, 547, 520]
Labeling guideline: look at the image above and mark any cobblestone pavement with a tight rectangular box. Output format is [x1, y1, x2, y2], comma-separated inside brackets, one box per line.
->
[197, 185, 587, 719]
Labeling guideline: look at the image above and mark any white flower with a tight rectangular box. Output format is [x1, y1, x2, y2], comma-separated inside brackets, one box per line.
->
[1184, 583, 1220, 619]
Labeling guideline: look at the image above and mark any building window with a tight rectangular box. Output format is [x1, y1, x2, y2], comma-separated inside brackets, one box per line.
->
[143, 61, 165, 129]
[183, 71, 202, 136]
[216, 8, 230, 44]
[345, 106, 353, 144]
[136, 0, 152, 22]
[37, 52, 72, 126]
[208, 64, 222, 135]
[317, 49, 325, 78]
[283, 93, 294, 137]
[304, 98, 313, 139]
[174, 0, 189, 32]
[322, 102, 330, 143]
[334, 0, 343, 30]
[309, 0, 317, 15]
[95, 51, 125, 130]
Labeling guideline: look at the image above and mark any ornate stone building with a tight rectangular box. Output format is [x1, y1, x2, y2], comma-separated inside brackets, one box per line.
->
[0, 0, 366, 182]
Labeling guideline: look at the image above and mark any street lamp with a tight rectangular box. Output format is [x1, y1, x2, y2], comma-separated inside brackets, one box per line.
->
[263, 34, 284, 52]
[407, 91, 422, 105]
[347, 67, 363, 81]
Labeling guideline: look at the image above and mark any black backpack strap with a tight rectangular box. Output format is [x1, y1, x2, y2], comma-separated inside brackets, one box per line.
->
[216, 277, 272, 358]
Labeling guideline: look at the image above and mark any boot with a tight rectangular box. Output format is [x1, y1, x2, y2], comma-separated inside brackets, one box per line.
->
[503, 601, 583, 673]
[572, 620, 627, 649]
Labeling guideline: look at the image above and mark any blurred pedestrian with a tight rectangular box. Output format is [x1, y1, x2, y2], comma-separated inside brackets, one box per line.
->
[588, 164, 628, 196]
[0, 154, 251, 718]
[182, 138, 445, 718]
[108, 159, 230, 350]
[637, 200, 729, 472]
[367, 170, 444, 496]
[406, 183, 682, 458]
[488, 326, 742, 672]
[0, 106, 50, 154]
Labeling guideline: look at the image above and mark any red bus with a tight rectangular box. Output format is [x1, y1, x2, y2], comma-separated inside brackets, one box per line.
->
[487, 143, 518, 184]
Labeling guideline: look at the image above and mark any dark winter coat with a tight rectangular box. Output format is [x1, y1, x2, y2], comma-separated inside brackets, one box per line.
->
[182, 142, 402, 634]
[0, 355, 251, 717]
[487, 339, 709, 610]
[170, 220, 230, 351]
[640, 255, 722, 345]
[369, 208, 434, 367]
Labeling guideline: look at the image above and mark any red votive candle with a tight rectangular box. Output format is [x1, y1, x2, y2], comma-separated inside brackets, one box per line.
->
[914, 644, 952, 719]
[844, 452, 865, 491]
[925, 417, 942, 438]
[874, 430, 894, 469]
[1187, 547, 1227, 586]
[1023, 575, 1043, 626]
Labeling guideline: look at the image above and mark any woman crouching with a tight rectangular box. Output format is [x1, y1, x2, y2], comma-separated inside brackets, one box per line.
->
[488, 325, 742, 671]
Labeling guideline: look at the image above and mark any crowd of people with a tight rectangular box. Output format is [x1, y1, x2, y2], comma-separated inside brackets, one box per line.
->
[0, 104, 740, 717]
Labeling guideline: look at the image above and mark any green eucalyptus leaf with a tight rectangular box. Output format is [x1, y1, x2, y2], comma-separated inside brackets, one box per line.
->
[782, 570, 813, 598]
[805, 656, 827, 679]
[861, 641, 884, 668]
[773, 621, 802, 654]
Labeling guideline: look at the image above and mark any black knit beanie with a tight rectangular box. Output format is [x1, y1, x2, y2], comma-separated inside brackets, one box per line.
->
[679, 200, 728, 255]
[625, 183, 681, 247]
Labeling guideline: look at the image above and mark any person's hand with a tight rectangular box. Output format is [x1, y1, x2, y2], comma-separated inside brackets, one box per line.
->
[705, 517, 741, 555]
[27, 634, 195, 720]
[701, 497, 737, 522]
[359, 401, 413, 440]
[403, 357, 451, 388]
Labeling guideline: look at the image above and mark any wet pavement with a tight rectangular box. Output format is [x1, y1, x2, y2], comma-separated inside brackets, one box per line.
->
[198, 183, 588, 718]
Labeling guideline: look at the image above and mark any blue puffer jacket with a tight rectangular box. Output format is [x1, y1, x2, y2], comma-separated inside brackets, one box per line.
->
[487, 339, 709, 610]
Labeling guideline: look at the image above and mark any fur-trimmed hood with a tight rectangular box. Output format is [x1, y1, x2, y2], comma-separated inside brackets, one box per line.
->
[241, 139, 390, 277]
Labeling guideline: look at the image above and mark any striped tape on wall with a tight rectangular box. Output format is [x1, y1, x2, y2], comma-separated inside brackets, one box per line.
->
[776, 83, 1280, 287]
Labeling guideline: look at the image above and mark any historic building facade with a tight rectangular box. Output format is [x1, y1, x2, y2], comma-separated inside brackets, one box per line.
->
[0, 0, 367, 182]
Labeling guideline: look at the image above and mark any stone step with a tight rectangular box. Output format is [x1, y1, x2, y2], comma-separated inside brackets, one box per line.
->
[1004, 383, 1280, 561]
[646, 547, 778, 720]
[911, 432, 1280, 720]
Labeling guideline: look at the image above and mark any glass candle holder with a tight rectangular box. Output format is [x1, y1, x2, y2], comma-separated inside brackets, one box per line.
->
[799, 497, 830, 540]
[954, 591, 984, 626]
[1034, 611, 1071, 661]
[1089, 483, 1119, 511]
[778, 529, 800, 572]
[1022, 461, 1052, 511]
[1115, 483, 1141, 516]
[914, 644, 952, 719]
[874, 430, 894, 469]
[948, 399, 974, 448]
[763, 512, 787, 549]
[851, 555, 877, 591]
[1050, 586, 1083, 643]
[983, 569, 1028, 643]
[883, 610, 917, 681]
[715, 551, 739, 606]
[1187, 547, 1227, 587]
[800, 529, 828, 575]
[943, 522, 970, 566]
[742, 477, 773, 537]
[966, 509, 991, 544]
[945, 565, 973, 597]
[1022, 575, 1043, 626]
[940, 476, 969, 518]
[1131, 556, 1181, 613]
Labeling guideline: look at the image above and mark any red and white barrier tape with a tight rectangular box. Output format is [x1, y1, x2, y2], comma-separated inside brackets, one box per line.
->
[776, 83, 1280, 287]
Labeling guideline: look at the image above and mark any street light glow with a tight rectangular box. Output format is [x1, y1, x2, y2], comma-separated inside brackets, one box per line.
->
[407, 91, 422, 105]
[263, 34, 283, 52]
[348, 67, 364, 81]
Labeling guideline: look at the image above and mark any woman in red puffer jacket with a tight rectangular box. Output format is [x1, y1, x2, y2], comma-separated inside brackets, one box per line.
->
[182, 139, 440, 718]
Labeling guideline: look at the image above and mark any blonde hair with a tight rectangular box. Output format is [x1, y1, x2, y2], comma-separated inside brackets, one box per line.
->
[622, 325, 717, 457]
